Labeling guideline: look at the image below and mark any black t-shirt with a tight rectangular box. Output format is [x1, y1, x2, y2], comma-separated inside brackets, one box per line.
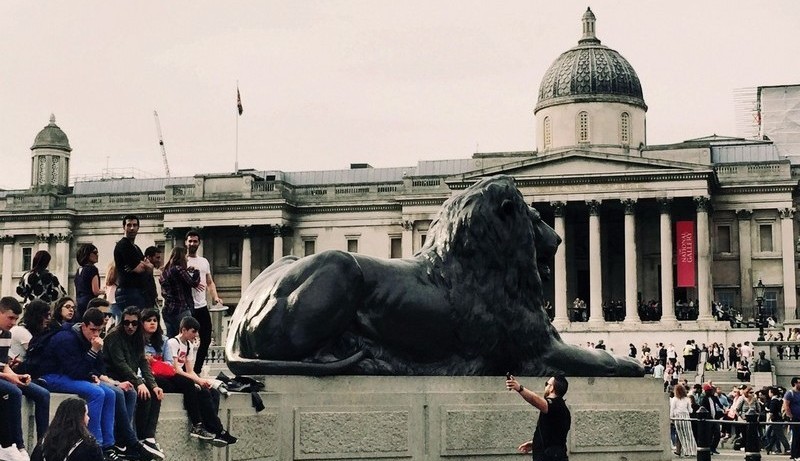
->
[532, 396, 571, 457]
[114, 237, 145, 289]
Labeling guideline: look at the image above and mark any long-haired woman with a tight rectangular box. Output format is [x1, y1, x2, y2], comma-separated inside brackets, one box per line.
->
[159, 247, 203, 337]
[104, 262, 121, 324]
[51, 296, 77, 330]
[74, 244, 103, 320]
[16, 250, 65, 303]
[670, 384, 697, 456]
[8, 300, 52, 446]
[30, 397, 104, 461]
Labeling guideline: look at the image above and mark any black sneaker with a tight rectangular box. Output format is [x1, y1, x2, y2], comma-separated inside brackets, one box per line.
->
[190, 423, 215, 441]
[209, 433, 228, 448]
[216, 430, 238, 445]
[103, 447, 123, 461]
[140, 441, 165, 461]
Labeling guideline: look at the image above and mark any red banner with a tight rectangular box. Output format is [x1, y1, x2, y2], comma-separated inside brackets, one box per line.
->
[676, 221, 696, 287]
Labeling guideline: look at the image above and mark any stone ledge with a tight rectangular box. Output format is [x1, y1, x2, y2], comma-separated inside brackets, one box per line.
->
[22, 376, 670, 461]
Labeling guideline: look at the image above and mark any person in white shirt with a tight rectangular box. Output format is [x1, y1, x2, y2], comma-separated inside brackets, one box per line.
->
[184, 230, 223, 375]
[166, 316, 236, 447]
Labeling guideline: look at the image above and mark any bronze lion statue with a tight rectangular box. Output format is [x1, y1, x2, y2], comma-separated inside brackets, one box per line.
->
[226, 175, 643, 377]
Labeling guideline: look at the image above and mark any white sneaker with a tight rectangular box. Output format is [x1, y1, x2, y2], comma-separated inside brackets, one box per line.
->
[0, 444, 29, 461]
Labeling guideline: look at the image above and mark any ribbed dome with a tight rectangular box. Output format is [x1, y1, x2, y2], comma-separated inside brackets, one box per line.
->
[535, 8, 646, 113]
[31, 114, 72, 152]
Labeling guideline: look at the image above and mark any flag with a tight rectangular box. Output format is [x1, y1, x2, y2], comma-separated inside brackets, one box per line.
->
[237, 87, 243, 115]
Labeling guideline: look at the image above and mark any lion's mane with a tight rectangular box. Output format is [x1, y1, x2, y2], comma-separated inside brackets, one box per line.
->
[414, 176, 557, 372]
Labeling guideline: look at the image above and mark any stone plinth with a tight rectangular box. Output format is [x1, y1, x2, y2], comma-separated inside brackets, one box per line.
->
[25, 376, 669, 461]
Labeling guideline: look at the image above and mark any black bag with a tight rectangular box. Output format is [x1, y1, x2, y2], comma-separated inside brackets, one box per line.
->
[15, 326, 62, 378]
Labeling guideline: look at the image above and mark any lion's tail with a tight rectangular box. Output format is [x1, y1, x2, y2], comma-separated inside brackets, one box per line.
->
[225, 350, 366, 376]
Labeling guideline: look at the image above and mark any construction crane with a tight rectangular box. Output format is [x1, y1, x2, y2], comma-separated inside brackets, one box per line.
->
[153, 110, 171, 177]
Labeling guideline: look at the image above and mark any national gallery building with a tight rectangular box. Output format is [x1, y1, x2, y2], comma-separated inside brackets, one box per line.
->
[2, 10, 799, 346]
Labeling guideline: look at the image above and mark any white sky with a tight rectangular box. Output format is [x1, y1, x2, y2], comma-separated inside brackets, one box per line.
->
[1, 1, 798, 190]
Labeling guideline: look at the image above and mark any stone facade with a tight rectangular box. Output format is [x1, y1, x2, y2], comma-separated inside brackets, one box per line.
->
[1, 11, 799, 355]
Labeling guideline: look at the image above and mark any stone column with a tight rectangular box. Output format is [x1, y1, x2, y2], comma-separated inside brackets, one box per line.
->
[240, 226, 252, 292]
[37, 234, 50, 252]
[695, 197, 713, 321]
[272, 225, 284, 262]
[54, 233, 71, 292]
[402, 220, 414, 258]
[781, 208, 797, 321]
[1, 236, 13, 297]
[587, 200, 603, 324]
[737, 210, 754, 309]
[551, 201, 569, 328]
[659, 199, 677, 323]
[623, 199, 640, 324]
[163, 228, 175, 257]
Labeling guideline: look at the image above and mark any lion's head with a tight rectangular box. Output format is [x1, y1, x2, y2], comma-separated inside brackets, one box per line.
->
[418, 175, 561, 368]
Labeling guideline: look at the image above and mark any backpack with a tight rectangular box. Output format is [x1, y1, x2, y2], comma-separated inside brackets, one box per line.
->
[16, 326, 62, 379]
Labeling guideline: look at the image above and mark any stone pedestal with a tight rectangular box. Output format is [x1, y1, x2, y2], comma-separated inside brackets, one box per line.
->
[27, 377, 669, 461]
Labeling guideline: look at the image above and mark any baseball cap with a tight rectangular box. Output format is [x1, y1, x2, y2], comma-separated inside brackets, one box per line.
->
[702, 383, 714, 392]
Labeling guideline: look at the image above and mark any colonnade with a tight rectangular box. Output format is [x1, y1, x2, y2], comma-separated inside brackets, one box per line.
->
[550, 197, 713, 327]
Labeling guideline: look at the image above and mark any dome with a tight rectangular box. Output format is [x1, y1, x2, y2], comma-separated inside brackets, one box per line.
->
[31, 114, 72, 152]
[535, 8, 646, 113]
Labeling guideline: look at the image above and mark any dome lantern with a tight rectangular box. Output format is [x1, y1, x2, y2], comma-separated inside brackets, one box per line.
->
[580, 7, 599, 45]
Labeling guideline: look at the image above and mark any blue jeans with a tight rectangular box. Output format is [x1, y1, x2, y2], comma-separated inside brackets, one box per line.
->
[0, 379, 24, 448]
[20, 381, 50, 442]
[115, 287, 146, 312]
[106, 383, 138, 447]
[41, 374, 116, 447]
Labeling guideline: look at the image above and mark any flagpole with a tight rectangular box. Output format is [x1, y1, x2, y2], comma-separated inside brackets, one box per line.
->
[235, 81, 239, 173]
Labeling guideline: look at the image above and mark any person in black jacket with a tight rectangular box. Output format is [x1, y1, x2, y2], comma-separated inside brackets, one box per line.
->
[697, 383, 723, 454]
[30, 397, 104, 461]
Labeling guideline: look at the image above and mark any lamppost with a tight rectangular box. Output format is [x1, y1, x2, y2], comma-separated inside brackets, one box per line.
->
[755, 279, 766, 341]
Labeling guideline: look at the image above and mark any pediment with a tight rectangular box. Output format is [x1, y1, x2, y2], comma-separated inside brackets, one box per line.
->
[453, 150, 708, 182]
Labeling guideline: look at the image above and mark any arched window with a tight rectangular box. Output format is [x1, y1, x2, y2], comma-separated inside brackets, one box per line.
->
[620, 112, 630, 144]
[543, 116, 552, 149]
[577, 111, 589, 143]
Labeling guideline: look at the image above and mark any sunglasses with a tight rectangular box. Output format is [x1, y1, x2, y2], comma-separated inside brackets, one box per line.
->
[122, 320, 139, 327]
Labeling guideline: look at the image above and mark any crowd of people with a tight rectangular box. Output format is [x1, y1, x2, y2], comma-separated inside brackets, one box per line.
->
[667, 379, 800, 458]
[0, 215, 234, 461]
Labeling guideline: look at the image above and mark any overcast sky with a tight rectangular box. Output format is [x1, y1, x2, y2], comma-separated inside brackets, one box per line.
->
[1, 1, 798, 190]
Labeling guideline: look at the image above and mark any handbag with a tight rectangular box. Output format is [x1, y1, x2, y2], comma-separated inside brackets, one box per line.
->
[150, 359, 176, 378]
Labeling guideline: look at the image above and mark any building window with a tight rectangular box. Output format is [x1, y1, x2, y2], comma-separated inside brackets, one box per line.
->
[577, 111, 589, 143]
[228, 241, 240, 267]
[716, 225, 731, 253]
[390, 237, 402, 258]
[303, 239, 316, 256]
[21, 247, 32, 271]
[420, 233, 427, 248]
[715, 289, 736, 311]
[620, 112, 630, 144]
[764, 289, 778, 319]
[347, 239, 358, 253]
[760, 224, 773, 252]
[543, 116, 552, 149]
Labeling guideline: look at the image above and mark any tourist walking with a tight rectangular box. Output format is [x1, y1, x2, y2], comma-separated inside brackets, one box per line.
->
[185, 230, 222, 374]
